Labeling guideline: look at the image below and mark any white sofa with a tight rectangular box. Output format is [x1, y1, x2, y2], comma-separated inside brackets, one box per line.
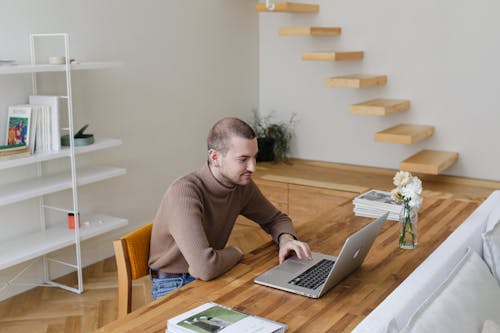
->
[353, 190, 500, 333]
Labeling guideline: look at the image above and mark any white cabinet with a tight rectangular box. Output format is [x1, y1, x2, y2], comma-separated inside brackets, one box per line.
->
[0, 33, 127, 296]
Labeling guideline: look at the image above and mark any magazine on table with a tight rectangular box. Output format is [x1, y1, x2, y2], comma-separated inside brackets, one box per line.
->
[354, 207, 400, 221]
[353, 189, 402, 221]
[353, 189, 402, 211]
[166, 302, 287, 333]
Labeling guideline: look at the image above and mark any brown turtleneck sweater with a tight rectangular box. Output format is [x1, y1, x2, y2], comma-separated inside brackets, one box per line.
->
[148, 163, 296, 281]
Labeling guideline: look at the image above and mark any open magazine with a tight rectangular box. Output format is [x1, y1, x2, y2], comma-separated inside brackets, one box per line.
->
[166, 302, 287, 333]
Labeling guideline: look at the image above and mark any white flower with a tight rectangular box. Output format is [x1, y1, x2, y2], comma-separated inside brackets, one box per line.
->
[393, 171, 412, 187]
[408, 194, 423, 209]
[391, 171, 423, 209]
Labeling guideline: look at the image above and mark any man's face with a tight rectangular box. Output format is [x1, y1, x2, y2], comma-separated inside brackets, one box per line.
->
[211, 136, 258, 187]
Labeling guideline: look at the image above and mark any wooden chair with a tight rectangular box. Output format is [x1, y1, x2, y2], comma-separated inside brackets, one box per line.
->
[113, 222, 153, 319]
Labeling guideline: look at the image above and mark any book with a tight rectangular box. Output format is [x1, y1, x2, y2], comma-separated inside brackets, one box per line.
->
[353, 190, 402, 221]
[0, 143, 30, 159]
[29, 95, 60, 151]
[6, 106, 31, 147]
[167, 302, 287, 333]
[353, 190, 402, 211]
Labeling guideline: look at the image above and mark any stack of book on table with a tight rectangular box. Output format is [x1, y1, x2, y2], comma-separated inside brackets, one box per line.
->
[166, 302, 287, 333]
[353, 189, 402, 221]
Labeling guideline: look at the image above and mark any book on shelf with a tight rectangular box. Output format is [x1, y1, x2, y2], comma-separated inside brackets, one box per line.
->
[0, 143, 30, 158]
[6, 105, 31, 148]
[166, 302, 287, 333]
[7, 103, 55, 155]
[353, 189, 402, 221]
[29, 95, 61, 152]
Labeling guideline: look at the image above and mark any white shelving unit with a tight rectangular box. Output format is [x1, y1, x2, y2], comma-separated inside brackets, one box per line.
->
[0, 33, 127, 296]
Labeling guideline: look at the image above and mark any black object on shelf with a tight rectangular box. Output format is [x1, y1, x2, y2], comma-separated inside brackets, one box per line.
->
[61, 124, 95, 146]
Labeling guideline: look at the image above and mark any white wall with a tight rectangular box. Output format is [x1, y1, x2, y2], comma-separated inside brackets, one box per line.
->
[259, 0, 500, 180]
[0, 0, 258, 299]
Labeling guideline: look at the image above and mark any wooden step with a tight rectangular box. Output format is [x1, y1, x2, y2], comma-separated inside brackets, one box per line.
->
[375, 124, 434, 144]
[279, 27, 341, 36]
[350, 99, 410, 116]
[256, 2, 319, 13]
[302, 51, 364, 61]
[325, 74, 387, 88]
[400, 150, 459, 175]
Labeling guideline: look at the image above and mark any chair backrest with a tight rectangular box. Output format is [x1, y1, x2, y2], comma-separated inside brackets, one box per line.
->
[113, 222, 153, 319]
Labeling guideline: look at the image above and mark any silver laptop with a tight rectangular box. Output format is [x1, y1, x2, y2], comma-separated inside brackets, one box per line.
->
[254, 212, 388, 298]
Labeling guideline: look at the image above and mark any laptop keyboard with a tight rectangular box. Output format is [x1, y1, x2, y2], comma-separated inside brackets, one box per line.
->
[288, 258, 335, 290]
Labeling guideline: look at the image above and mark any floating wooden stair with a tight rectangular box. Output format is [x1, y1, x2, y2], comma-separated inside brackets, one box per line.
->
[302, 51, 364, 61]
[375, 124, 434, 144]
[256, 2, 319, 13]
[325, 74, 387, 88]
[400, 150, 459, 175]
[279, 27, 341, 36]
[350, 99, 410, 116]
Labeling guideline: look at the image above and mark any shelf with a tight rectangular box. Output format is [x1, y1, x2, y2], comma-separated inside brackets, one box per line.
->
[302, 51, 364, 61]
[0, 138, 122, 171]
[0, 215, 128, 270]
[375, 124, 434, 144]
[400, 150, 459, 175]
[325, 74, 387, 88]
[350, 99, 410, 116]
[0, 166, 126, 207]
[0, 62, 121, 75]
[278, 27, 341, 36]
[256, 2, 319, 13]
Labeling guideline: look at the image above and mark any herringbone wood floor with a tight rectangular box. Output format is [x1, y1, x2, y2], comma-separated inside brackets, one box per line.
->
[0, 217, 271, 333]
[1, 161, 497, 333]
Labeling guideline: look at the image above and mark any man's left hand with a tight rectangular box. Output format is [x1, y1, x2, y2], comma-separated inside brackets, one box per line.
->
[278, 234, 312, 264]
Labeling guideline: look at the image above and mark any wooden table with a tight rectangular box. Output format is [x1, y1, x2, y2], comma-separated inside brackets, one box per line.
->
[96, 197, 478, 333]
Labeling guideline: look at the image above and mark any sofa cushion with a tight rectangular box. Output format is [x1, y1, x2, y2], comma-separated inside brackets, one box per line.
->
[483, 221, 500, 284]
[482, 320, 500, 333]
[486, 204, 500, 232]
[400, 248, 500, 333]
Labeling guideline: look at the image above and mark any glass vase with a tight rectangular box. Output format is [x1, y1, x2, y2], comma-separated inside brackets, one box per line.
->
[399, 202, 418, 249]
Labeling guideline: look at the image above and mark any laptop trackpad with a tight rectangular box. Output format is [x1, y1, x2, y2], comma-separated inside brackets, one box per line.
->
[278, 259, 310, 273]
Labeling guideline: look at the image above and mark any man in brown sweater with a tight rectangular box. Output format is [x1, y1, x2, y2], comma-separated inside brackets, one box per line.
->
[148, 117, 311, 300]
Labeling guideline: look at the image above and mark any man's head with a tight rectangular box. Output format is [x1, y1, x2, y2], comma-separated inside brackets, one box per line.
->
[207, 118, 258, 187]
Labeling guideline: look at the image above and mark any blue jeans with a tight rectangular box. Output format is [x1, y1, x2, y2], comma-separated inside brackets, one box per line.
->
[150, 270, 195, 301]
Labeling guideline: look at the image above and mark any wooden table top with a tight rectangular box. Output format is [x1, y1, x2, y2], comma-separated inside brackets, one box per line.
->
[96, 197, 479, 333]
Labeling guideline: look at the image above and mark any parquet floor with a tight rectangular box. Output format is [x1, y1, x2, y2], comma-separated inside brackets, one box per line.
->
[0, 161, 497, 333]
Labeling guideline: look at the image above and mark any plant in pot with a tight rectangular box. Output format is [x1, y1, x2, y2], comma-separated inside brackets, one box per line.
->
[251, 110, 296, 163]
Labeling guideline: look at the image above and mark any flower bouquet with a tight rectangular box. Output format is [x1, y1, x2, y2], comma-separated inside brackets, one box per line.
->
[391, 171, 423, 249]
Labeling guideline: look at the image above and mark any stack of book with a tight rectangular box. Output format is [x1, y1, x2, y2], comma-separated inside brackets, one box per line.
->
[353, 189, 402, 221]
[166, 302, 287, 333]
[0, 143, 30, 159]
[5, 95, 61, 155]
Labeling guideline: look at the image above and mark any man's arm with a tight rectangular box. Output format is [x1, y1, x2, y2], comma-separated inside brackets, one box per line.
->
[241, 181, 312, 262]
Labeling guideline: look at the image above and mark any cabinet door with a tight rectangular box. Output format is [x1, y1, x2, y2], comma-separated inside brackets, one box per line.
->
[288, 184, 356, 226]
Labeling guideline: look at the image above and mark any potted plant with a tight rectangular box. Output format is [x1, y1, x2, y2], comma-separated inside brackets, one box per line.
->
[251, 110, 296, 163]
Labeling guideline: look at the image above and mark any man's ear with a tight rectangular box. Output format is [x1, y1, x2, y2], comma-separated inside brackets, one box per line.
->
[208, 149, 219, 166]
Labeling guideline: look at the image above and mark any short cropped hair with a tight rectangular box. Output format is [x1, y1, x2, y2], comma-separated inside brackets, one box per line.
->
[207, 117, 256, 155]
